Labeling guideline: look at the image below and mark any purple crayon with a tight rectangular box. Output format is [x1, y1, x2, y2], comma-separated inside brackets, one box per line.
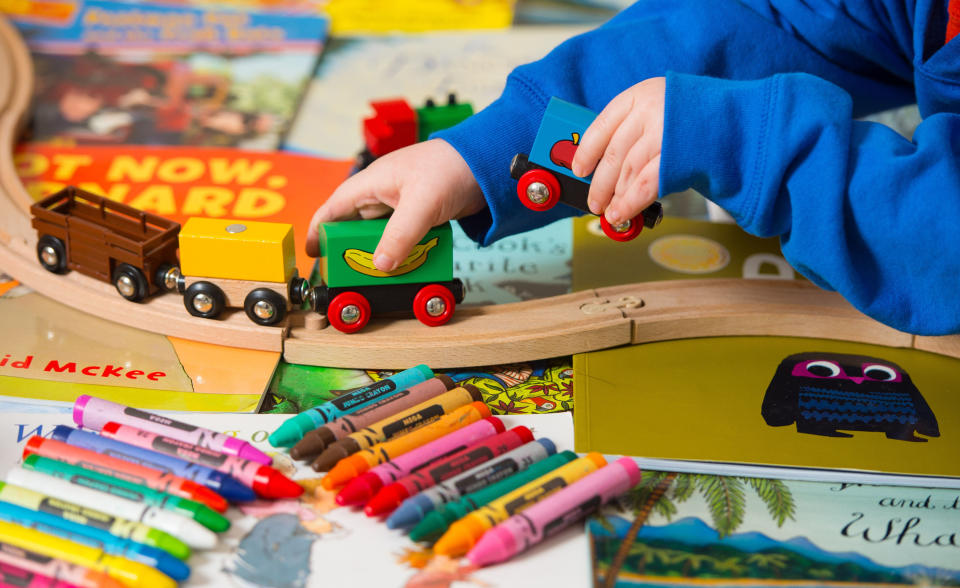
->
[73, 395, 272, 466]
[466, 457, 641, 567]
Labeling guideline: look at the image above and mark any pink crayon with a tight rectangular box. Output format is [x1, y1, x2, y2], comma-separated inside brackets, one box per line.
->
[0, 561, 78, 588]
[467, 457, 641, 567]
[336, 417, 505, 507]
[100, 422, 302, 499]
[73, 395, 272, 465]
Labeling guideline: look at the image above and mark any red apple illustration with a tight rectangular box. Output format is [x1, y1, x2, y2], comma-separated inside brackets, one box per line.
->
[549, 132, 580, 170]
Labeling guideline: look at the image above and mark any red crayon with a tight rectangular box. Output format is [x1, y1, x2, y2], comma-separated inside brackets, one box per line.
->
[100, 423, 301, 499]
[365, 427, 533, 517]
[22, 436, 227, 513]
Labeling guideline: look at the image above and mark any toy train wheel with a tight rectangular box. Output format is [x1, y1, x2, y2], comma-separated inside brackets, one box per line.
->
[155, 264, 181, 292]
[517, 169, 561, 212]
[244, 288, 287, 326]
[36, 235, 67, 274]
[112, 263, 149, 302]
[328, 292, 371, 333]
[184, 281, 226, 319]
[413, 284, 455, 327]
[600, 213, 643, 242]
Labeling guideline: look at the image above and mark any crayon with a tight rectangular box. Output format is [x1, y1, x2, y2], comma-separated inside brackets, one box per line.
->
[73, 395, 272, 465]
[0, 501, 190, 582]
[432, 453, 606, 557]
[467, 458, 641, 566]
[23, 436, 227, 513]
[22, 454, 229, 533]
[0, 520, 175, 588]
[7, 468, 218, 550]
[311, 384, 482, 472]
[0, 481, 190, 560]
[0, 561, 76, 588]
[100, 423, 302, 500]
[322, 401, 491, 490]
[337, 417, 505, 507]
[48, 425, 255, 503]
[366, 426, 533, 517]
[0, 546, 122, 588]
[388, 438, 556, 530]
[291, 375, 456, 460]
[269, 364, 434, 447]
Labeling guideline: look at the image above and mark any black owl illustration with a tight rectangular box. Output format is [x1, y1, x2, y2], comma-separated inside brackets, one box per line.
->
[761, 352, 939, 442]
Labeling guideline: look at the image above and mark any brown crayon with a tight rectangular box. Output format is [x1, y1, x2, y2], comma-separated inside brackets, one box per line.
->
[311, 384, 483, 472]
[291, 376, 455, 460]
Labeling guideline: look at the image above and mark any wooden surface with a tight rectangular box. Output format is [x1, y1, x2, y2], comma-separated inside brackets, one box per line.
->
[1, 15, 959, 367]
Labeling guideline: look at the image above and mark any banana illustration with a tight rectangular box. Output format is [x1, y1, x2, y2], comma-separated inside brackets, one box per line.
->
[343, 237, 439, 277]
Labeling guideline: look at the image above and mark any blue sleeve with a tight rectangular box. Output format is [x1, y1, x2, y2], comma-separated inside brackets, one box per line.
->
[660, 71, 960, 335]
[433, 0, 915, 246]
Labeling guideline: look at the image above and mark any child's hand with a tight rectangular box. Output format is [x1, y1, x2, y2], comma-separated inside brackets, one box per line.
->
[571, 77, 665, 227]
[305, 139, 486, 272]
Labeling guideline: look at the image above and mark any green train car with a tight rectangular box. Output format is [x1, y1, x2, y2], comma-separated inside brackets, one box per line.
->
[311, 219, 464, 333]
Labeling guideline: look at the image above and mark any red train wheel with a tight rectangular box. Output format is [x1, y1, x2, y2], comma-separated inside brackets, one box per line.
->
[328, 292, 371, 333]
[517, 169, 561, 212]
[600, 213, 643, 242]
[413, 284, 456, 327]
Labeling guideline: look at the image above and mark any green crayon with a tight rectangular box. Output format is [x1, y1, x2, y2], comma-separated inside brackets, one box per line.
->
[23, 454, 230, 533]
[408, 450, 577, 543]
[0, 481, 191, 560]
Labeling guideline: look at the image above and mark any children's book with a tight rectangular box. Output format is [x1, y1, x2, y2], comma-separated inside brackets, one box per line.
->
[259, 356, 575, 415]
[572, 215, 799, 291]
[6, 0, 328, 149]
[0, 410, 589, 587]
[573, 336, 960, 488]
[588, 471, 960, 586]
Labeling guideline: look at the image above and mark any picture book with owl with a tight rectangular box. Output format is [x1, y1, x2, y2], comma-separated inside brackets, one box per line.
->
[573, 336, 960, 488]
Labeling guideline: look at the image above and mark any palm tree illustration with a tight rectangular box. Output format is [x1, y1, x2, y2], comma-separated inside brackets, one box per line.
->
[670, 552, 715, 577]
[745, 553, 789, 578]
[600, 472, 796, 588]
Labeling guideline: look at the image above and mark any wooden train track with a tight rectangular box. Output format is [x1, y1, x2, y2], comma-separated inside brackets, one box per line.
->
[1, 17, 958, 368]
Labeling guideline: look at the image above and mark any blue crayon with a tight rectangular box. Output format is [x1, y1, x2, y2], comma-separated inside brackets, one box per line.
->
[49, 425, 255, 503]
[0, 499, 190, 581]
[268, 364, 433, 447]
[387, 438, 556, 530]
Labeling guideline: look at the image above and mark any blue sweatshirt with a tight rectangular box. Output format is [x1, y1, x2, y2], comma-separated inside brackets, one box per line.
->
[434, 0, 960, 336]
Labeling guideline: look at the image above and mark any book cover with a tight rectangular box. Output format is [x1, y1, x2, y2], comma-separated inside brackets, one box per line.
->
[573, 336, 960, 487]
[589, 471, 960, 586]
[0, 410, 587, 587]
[6, 0, 328, 149]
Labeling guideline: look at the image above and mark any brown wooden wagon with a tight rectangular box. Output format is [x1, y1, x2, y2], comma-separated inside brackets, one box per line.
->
[30, 186, 181, 302]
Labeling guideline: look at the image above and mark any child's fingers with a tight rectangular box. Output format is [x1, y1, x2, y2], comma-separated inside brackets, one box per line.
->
[572, 91, 634, 179]
[586, 110, 645, 215]
[613, 131, 661, 203]
[372, 192, 441, 273]
[605, 154, 660, 226]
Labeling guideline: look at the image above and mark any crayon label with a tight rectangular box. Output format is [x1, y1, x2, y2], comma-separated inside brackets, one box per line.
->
[502, 477, 566, 516]
[426, 447, 495, 485]
[539, 494, 603, 541]
[152, 436, 228, 467]
[67, 473, 146, 502]
[380, 405, 444, 439]
[453, 459, 521, 495]
[125, 407, 199, 433]
[350, 389, 411, 418]
[0, 540, 54, 564]
[329, 380, 397, 411]
[38, 498, 116, 530]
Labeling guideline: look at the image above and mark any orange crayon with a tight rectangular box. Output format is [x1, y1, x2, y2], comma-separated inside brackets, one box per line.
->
[321, 401, 491, 490]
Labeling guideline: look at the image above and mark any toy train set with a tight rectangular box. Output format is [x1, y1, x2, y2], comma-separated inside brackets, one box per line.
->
[30, 186, 463, 333]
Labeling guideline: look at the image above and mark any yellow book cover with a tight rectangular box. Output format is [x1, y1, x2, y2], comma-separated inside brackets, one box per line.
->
[574, 336, 960, 487]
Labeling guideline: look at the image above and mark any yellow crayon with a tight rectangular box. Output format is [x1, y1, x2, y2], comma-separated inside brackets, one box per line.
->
[321, 401, 491, 489]
[0, 520, 176, 588]
[433, 452, 607, 557]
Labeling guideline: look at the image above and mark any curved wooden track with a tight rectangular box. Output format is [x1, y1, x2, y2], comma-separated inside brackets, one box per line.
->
[1, 17, 958, 368]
